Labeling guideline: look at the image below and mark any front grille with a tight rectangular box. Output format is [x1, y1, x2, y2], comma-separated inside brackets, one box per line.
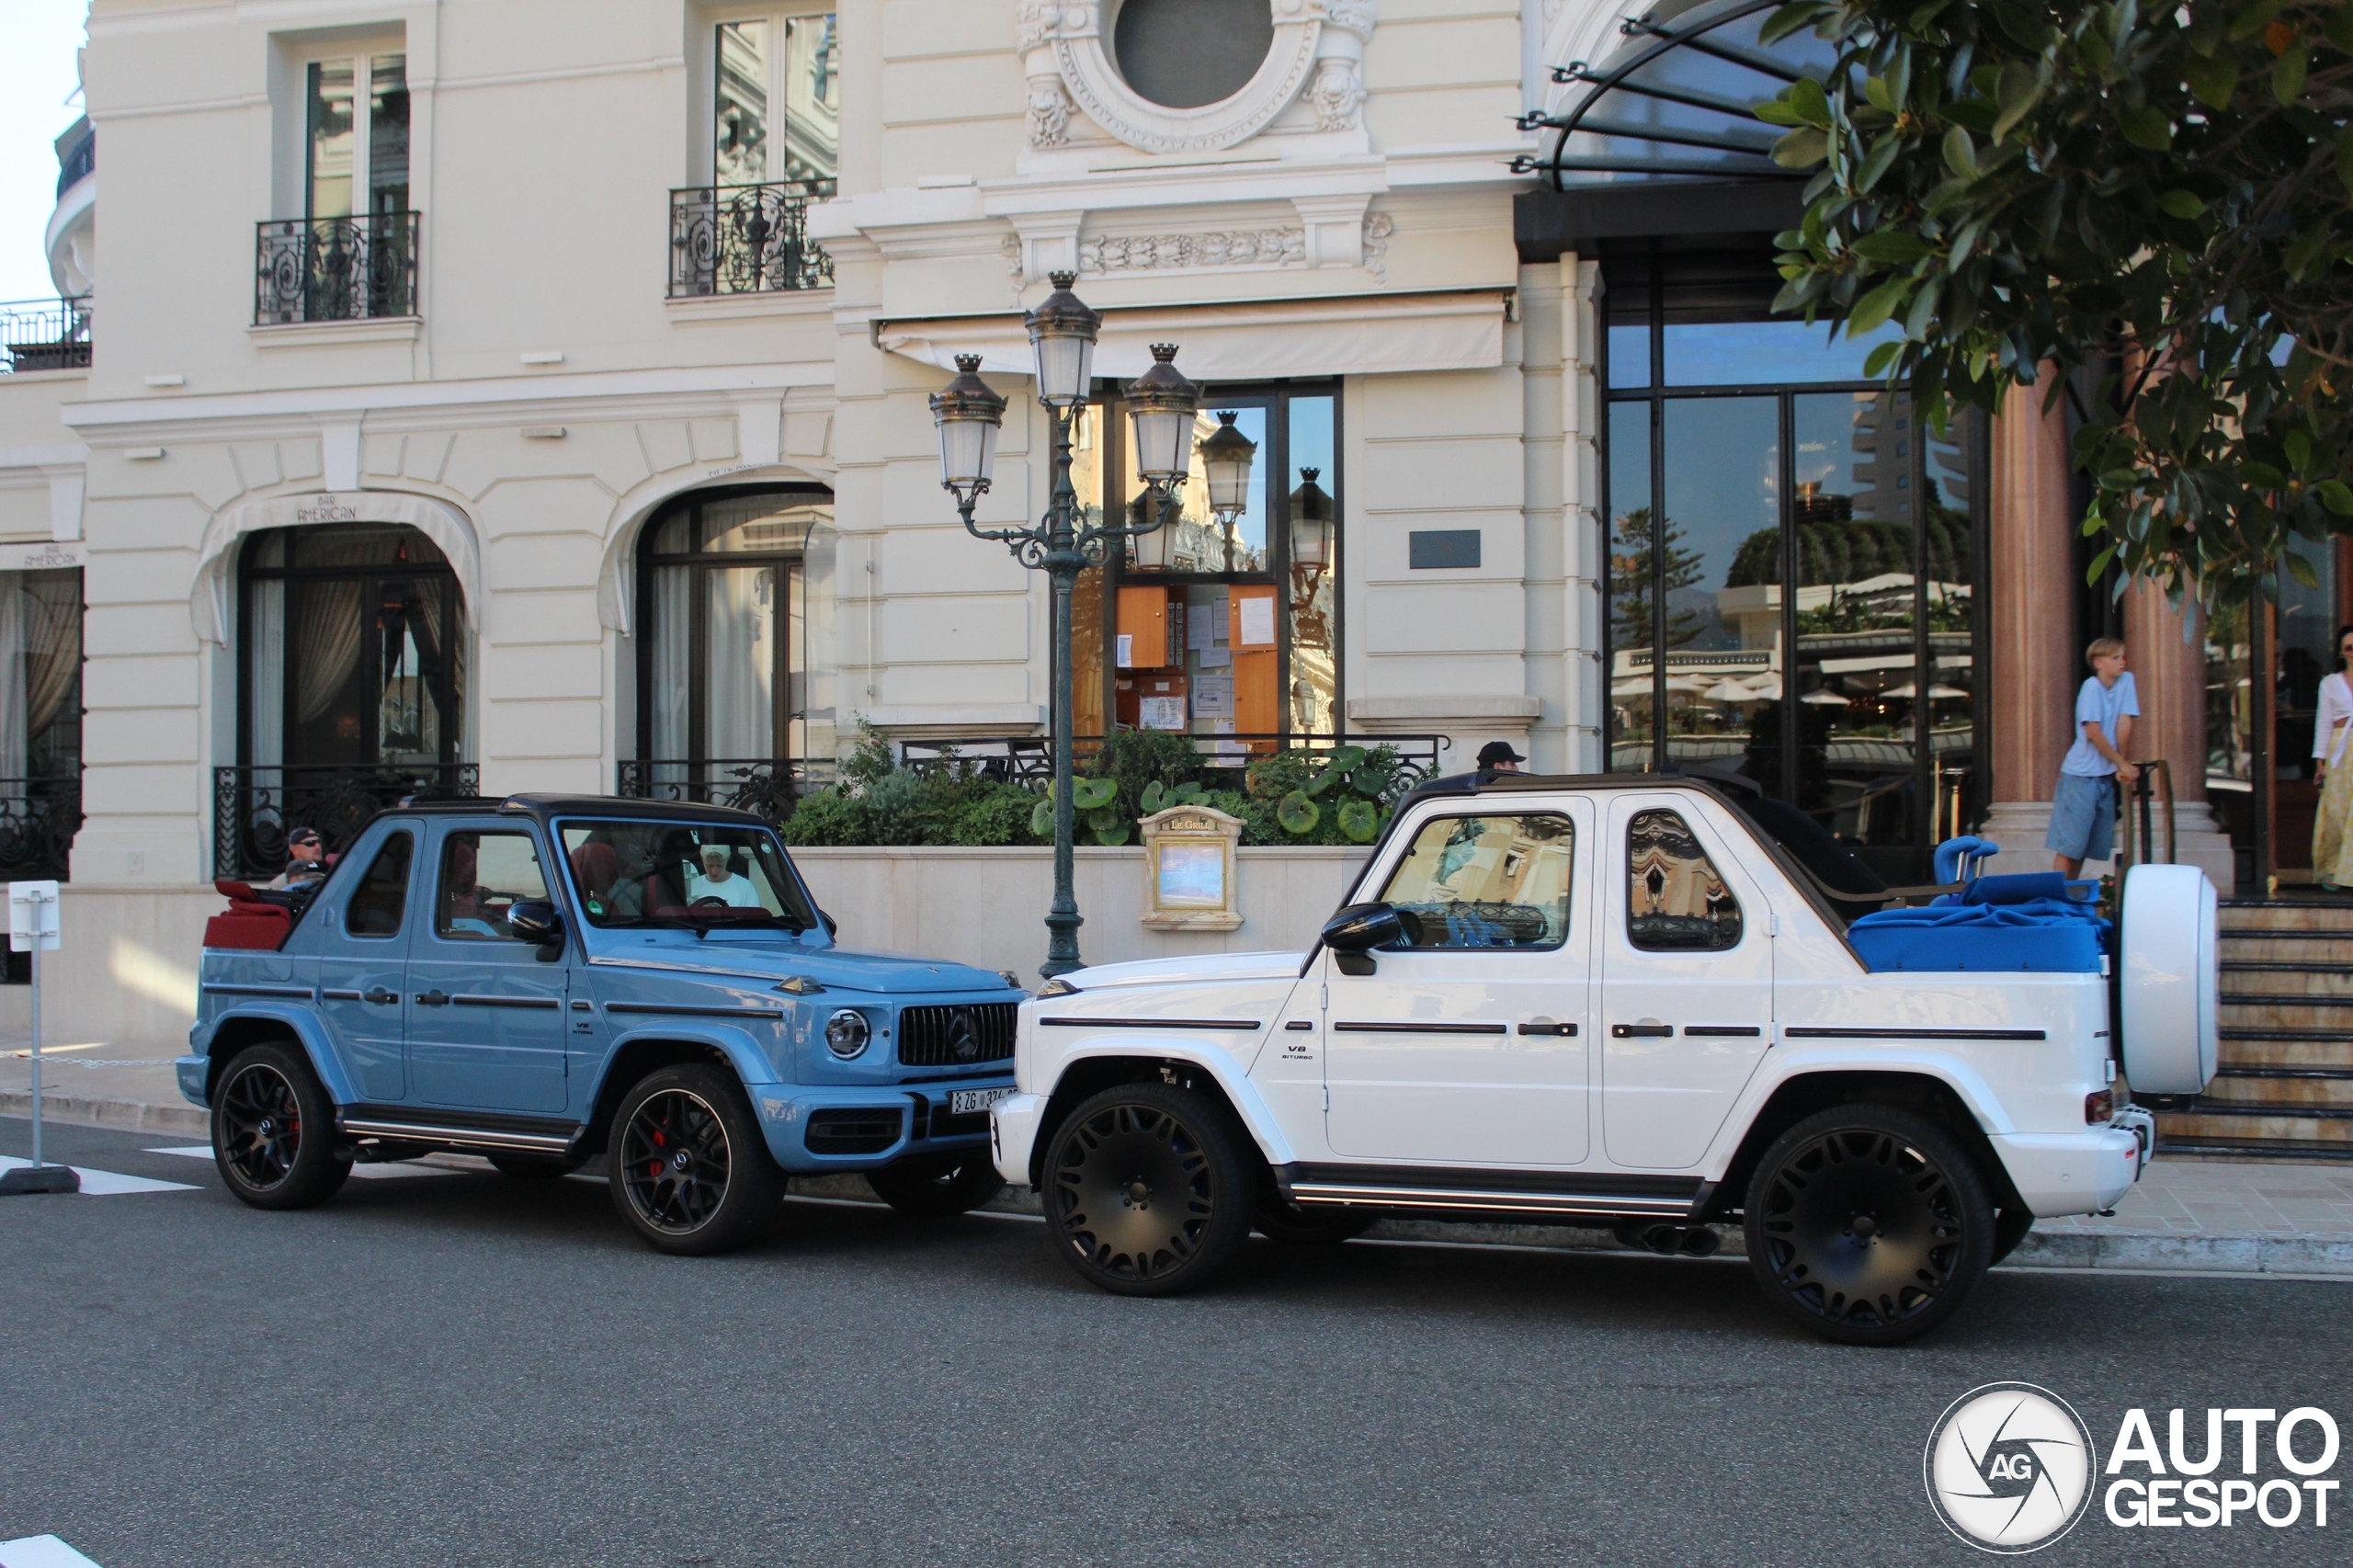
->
[805, 1107, 903, 1155]
[897, 1003, 1017, 1067]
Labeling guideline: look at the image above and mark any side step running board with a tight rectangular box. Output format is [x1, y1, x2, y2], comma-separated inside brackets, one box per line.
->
[339, 1116, 576, 1155]
[1290, 1180, 1693, 1219]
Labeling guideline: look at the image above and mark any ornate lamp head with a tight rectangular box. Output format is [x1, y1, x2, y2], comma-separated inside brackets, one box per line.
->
[1024, 270, 1100, 409]
[928, 354, 1006, 505]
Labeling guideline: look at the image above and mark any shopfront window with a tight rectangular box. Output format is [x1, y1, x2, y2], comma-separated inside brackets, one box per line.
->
[1081, 383, 1342, 750]
[1603, 251, 1986, 881]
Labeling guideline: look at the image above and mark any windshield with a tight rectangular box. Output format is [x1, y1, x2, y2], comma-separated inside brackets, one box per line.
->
[558, 820, 819, 931]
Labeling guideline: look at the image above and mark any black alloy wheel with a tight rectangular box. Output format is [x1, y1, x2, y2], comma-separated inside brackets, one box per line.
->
[608, 1064, 780, 1256]
[1042, 1081, 1256, 1297]
[1743, 1104, 1994, 1346]
[210, 1041, 351, 1210]
[1254, 1192, 1378, 1247]
[867, 1154, 1006, 1217]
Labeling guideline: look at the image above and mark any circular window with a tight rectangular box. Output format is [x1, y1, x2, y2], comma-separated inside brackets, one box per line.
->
[1112, 0, 1275, 109]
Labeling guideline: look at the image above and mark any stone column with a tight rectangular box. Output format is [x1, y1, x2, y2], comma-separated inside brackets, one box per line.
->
[2121, 577, 2236, 888]
[1977, 364, 2082, 871]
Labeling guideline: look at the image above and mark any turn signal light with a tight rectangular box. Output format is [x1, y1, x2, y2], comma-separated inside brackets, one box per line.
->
[2084, 1089, 2114, 1124]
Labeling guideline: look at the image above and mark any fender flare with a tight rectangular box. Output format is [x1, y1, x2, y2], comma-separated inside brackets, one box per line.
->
[584, 1021, 788, 1109]
[1699, 1047, 2016, 1183]
[1037, 1035, 1299, 1170]
[197, 1006, 360, 1105]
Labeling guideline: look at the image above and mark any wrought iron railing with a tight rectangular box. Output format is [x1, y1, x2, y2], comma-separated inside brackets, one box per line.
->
[0, 779, 81, 881]
[668, 181, 835, 297]
[618, 758, 834, 823]
[1, 297, 91, 373]
[255, 212, 420, 325]
[897, 734, 1455, 786]
[213, 763, 475, 881]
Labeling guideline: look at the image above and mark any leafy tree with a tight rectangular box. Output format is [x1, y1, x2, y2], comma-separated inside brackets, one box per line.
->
[1757, 0, 2353, 606]
[1610, 506, 1711, 647]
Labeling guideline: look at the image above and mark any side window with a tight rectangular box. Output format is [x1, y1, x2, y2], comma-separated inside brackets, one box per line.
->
[437, 831, 550, 942]
[1627, 809, 1743, 951]
[1376, 813, 1574, 949]
[345, 831, 415, 937]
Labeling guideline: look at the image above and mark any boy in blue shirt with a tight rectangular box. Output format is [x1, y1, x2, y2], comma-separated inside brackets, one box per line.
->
[2047, 637, 2140, 878]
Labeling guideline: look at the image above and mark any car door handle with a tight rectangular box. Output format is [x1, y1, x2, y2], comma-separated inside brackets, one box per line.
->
[1611, 1023, 1675, 1039]
[363, 987, 399, 1006]
[415, 990, 450, 1006]
[1517, 1022, 1578, 1037]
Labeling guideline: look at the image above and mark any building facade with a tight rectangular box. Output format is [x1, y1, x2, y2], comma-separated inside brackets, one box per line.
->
[0, 0, 2289, 1047]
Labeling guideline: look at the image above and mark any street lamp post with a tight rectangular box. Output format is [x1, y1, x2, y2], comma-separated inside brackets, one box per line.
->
[928, 272, 1199, 977]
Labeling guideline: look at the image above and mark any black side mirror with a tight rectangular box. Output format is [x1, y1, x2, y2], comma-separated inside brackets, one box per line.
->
[818, 909, 839, 937]
[508, 899, 563, 950]
[1322, 902, 1417, 952]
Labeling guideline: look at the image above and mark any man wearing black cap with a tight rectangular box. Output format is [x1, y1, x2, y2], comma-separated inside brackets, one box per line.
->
[267, 826, 327, 891]
[1476, 741, 1525, 778]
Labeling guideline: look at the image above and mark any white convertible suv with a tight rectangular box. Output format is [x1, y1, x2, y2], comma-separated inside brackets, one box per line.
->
[991, 769, 2214, 1345]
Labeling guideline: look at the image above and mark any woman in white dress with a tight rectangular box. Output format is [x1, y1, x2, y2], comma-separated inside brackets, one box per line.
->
[2312, 625, 2353, 890]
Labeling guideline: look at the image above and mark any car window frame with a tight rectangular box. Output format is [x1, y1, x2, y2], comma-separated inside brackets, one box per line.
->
[1371, 808, 1578, 954]
[551, 815, 823, 932]
[341, 826, 418, 941]
[1623, 802, 1746, 954]
[429, 823, 552, 944]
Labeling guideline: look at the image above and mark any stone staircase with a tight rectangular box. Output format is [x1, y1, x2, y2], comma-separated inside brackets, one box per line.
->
[2152, 898, 2353, 1161]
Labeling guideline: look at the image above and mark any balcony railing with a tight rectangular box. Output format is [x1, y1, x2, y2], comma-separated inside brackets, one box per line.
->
[0, 779, 82, 882]
[214, 763, 476, 881]
[618, 758, 833, 823]
[896, 733, 1456, 787]
[668, 181, 835, 297]
[255, 212, 420, 326]
[0, 297, 91, 374]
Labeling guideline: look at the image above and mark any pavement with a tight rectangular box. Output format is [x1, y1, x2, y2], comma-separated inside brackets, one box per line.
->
[2, 1119, 2348, 1567]
[7, 1038, 2350, 1278]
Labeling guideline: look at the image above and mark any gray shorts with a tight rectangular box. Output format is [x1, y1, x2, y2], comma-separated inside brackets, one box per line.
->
[2046, 772, 2116, 860]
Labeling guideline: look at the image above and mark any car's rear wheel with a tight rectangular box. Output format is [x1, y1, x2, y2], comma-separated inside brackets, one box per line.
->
[1041, 1081, 1256, 1297]
[210, 1041, 351, 1210]
[608, 1065, 780, 1256]
[1743, 1105, 1994, 1346]
[867, 1154, 1005, 1217]
[1255, 1193, 1377, 1247]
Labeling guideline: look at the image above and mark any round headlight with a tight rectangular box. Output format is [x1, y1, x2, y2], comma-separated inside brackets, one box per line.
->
[824, 1008, 871, 1060]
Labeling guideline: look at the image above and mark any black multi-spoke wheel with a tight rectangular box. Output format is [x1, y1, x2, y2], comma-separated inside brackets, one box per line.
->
[608, 1065, 779, 1256]
[1042, 1082, 1255, 1297]
[210, 1041, 350, 1210]
[1743, 1105, 1994, 1346]
[1254, 1192, 1378, 1247]
[867, 1154, 1005, 1217]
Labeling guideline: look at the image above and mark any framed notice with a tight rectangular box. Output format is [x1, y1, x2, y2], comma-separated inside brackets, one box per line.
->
[1140, 805, 1245, 931]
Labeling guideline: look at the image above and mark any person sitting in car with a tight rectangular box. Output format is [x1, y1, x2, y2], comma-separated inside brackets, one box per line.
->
[685, 843, 761, 907]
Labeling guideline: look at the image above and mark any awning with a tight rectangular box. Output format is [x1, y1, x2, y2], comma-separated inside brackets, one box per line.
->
[876, 290, 1508, 383]
[190, 490, 483, 645]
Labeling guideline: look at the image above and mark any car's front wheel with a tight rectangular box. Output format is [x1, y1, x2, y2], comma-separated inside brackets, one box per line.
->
[1041, 1081, 1256, 1297]
[867, 1154, 1005, 1217]
[1743, 1105, 1995, 1346]
[210, 1041, 351, 1210]
[608, 1065, 780, 1256]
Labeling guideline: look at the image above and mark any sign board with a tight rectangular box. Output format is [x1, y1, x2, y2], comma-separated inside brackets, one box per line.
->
[9, 881, 60, 952]
[1139, 806, 1245, 932]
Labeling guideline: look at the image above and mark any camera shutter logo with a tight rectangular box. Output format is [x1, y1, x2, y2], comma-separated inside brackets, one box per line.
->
[1924, 1383, 2097, 1552]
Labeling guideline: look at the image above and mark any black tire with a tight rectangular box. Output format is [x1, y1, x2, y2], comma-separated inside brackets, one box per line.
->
[487, 1153, 583, 1180]
[1041, 1081, 1257, 1296]
[1255, 1193, 1377, 1247]
[210, 1041, 351, 1210]
[1743, 1105, 1995, 1346]
[1988, 1206, 2035, 1267]
[867, 1154, 1006, 1217]
[608, 1065, 781, 1256]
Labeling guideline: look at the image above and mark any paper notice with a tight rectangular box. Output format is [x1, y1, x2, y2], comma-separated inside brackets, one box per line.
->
[1237, 594, 1276, 648]
[1195, 642, 1232, 668]
[1193, 674, 1235, 716]
[1116, 633, 1133, 668]
[1211, 596, 1232, 642]
[1138, 695, 1187, 731]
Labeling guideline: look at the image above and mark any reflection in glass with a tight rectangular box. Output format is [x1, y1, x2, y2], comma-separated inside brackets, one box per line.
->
[1378, 813, 1574, 949]
[1626, 808, 1742, 950]
[779, 15, 839, 185]
[1608, 323, 1651, 390]
[1664, 319, 1902, 388]
[1288, 396, 1337, 734]
[1924, 417, 1976, 842]
[368, 56, 408, 213]
[2278, 532, 2334, 784]
[1607, 410, 1656, 771]
[306, 61, 356, 218]
[715, 20, 770, 186]
[1661, 398, 1777, 774]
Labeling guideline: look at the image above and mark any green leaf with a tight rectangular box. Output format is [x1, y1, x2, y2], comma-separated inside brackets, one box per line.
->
[1277, 791, 1320, 835]
[2157, 188, 2207, 219]
[1847, 276, 1911, 337]
[1759, 2, 1825, 46]
[1993, 62, 2046, 143]
[2287, 549, 2321, 590]
[2243, 460, 2288, 489]
[1174, 780, 1206, 804]
[2286, 220, 2334, 280]
[1904, 277, 1940, 340]
[2085, 544, 2116, 585]
[1990, 0, 2052, 50]
[1073, 776, 1118, 812]
[1863, 74, 1896, 114]
[1942, 125, 1978, 179]
[2184, 51, 2238, 109]
[2113, 97, 2173, 151]
[1305, 763, 1345, 798]
[1863, 339, 1904, 378]
[1772, 127, 1830, 168]
[2275, 41, 2310, 104]
[2286, 429, 2313, 474]
[1851, 232, 1930, 264]
[1752, 98, 1804, 127]
[2228, 3, 2288, 43]
[1787, 75, 1831, 129]
[1336, 798, 1381, 844]
[1029, 797, 1052, 837]
[1327, 745, 1367, 771]
[1088, 811, 1131, 846]
[1138, 780, 1166, 814]
[2319, 480, 2353, 516]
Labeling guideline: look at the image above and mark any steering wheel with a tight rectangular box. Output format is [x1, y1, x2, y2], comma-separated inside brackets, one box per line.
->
[691, 895, 731, 908]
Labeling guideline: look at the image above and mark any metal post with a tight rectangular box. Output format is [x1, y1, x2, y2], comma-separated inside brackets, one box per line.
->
[2, 881, 74, 1194]
[28, 896, 40, 1170]
[1042, 404, 1085, 978]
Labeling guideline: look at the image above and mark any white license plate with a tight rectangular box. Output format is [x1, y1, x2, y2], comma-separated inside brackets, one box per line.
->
[950, 1087, 1014, 1116]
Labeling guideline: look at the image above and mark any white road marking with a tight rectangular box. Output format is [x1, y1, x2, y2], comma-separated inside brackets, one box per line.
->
[146, 1146, 214, 1158]
[0, 1156, 196, 1196]
[0, 1534, 107, 1567]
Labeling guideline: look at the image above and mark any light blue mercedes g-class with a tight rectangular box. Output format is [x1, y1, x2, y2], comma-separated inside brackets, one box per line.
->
[182, 794, 1021, 1254]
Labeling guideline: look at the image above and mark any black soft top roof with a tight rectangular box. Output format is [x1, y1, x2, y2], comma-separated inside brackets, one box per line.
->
[369, 792, 771, 829]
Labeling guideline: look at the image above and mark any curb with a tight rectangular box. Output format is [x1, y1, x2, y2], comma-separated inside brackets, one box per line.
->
[2009, 1226, 2353, 1277]
[0, 1092, 207, 1139]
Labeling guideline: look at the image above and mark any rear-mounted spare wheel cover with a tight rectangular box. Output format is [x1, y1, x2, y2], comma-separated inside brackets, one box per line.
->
[2119, 864, 2219, 1094]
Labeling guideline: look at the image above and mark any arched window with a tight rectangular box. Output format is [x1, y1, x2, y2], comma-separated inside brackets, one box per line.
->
[628, 485, 833, 807]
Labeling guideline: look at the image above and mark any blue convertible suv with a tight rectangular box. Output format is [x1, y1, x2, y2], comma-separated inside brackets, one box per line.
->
[182, 794, 1024, 1254]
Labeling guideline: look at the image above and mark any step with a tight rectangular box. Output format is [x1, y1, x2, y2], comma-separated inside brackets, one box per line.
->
[2220, 933, 2353, 962]
[2218, 994, 2353, 1030]
[2155, 1103, 2353, 1146]
[2221, 962, 2353, 998]
[2217, 1028, 2353, 1070]
[2201, 1067, 2353, 1108]
[2219, 899, 2353, 934]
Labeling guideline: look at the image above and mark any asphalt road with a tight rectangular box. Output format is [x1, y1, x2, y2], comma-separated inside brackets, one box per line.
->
[3, 1116, 2349, 1568]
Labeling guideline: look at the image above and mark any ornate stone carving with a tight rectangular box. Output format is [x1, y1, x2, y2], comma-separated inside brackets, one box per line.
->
[1310, 56, 1365, 131]
[1361, 211, 1394, 284]
[1079, 228, 1306, 274]
[1015, 0, 1059, 53]
[1026, 75, 1073, 147]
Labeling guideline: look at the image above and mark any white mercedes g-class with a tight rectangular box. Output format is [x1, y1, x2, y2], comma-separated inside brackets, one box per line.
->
[991, 769, 2214, 1345]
